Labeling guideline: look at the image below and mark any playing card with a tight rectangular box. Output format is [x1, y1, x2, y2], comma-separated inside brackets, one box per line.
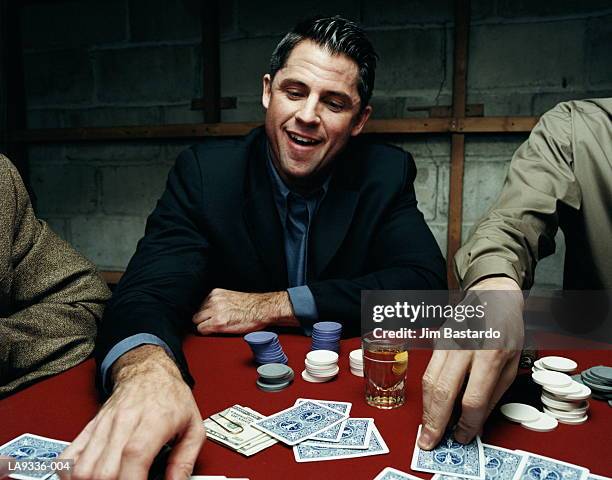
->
[302, 418, 374, 449]
[0, 433, 69, 480]
[515, 450, 589, 480]
[432, 445, 527, 480]
[374, 467, 424, 480]
[294, 399, 352, 442]
[411, 426, 485, 480]
[252, 400, 347, 446]
[293, 423, 389, 462]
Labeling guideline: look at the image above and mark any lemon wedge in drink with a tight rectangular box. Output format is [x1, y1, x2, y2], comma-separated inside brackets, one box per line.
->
[392, 351, 408, 375]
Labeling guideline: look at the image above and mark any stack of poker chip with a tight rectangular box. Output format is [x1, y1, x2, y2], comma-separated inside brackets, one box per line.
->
[349, 349, 364, 377]
[531, 356, 591, 425]
[256, 363, 294, 392]
[577, 365, 612, 403]
[311, 321, 342, 352]
[302, 350, 339, 383]
[244, 331, 288, 365]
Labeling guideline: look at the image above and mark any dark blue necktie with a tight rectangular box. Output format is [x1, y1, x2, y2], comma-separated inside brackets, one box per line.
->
[285, 192, 310, 287]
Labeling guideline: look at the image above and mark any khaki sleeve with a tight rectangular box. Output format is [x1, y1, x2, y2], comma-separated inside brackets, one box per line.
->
[0, 156, 111, 397]
[454, 103, 581, 289]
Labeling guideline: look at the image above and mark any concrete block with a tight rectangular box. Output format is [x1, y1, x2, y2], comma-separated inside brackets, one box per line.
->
[368, 28, 445, 92]
[219, 97, 265, 123]
[29, 163, 98, 215]
[532, 231, 565, 291]
[129, 0, 201, 42]
[392, 134, 451, 160]
[462, 161, 510, 222]
[234, 0, 360, 37]
[413, 160, 438, 221]
[221, 37, 281, 96]
[587, 15, 612, 87]
[531, 90, 612, 115]
[27, 145, 66, 164]
[71, 215, 147, 269]
[95, 46, 198, 103]
[465, 135, 527, 160]
[24, 50, 94, 106]
[65, 143, 163, 163]
[498, 0, 611, 18]
[21, 0, 127, 50]
[27, 109, 63, 129]
[363, 0, 495, 26]
[163, 104, 208, 124]
[369, 96, 404, 119]
[63, 106, 163, 127]
[101, 164, 171, 215]
[469, 21, 585, 90]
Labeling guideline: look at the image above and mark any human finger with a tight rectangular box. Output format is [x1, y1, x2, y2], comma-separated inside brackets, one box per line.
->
[418, 351, 471, 450]
[422, 350, 448, 415]
[164, 419, 205, 480]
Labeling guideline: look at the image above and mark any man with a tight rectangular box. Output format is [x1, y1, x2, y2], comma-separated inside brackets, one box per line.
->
[0, 155, 110, 398]
[418, 98, 612, 450]
[62, 16, 446, 479]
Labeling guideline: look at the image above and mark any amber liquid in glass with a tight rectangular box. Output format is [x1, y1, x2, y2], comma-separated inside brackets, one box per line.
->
[363, 349, 408, 409]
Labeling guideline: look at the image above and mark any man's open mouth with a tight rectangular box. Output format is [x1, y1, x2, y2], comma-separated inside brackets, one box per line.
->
[287, 131, 322, 146]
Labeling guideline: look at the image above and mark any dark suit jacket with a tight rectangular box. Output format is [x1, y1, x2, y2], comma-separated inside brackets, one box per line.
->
[95, 127, 446, 385]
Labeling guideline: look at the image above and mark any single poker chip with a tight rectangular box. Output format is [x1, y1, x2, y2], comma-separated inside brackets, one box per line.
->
[306, 350, 339, 366]
[302, 369, 334, 383]
[521, 412, 558, 432]
[581, 376, 612, 393]
[349, 349, 364, 363]
[543, 406, 587, 418]
[350, 367, 364, 377]
[244, 331, 277, 345]
[256, 378, 292, 392]
[500, 403, 541, 423]
[305, 359, 338, 373]
[557, 414, 588, 425]
[543, 380, 583, 396]
[540, 356, 578, 373]
[541, 394, 588, 411]
[257, 363, 293, 380]
[306, 365, 340, 379]
[533, 359, 546, 370]
[560, 383, 592, 401]
[532, 370, 572, 388]
[589, 366, 612, 383]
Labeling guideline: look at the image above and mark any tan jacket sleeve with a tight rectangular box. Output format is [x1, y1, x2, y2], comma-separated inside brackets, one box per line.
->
[0, 155, 111, 397]
[454, 103, 582, 289]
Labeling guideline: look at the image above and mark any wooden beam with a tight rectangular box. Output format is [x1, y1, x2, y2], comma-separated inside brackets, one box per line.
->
[446, 0, 470, 289]
[6, 116, 538, 144]
[201, 0, 221, 123]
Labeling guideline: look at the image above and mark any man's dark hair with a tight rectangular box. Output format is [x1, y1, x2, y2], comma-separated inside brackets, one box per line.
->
[269, 16, 378, 110]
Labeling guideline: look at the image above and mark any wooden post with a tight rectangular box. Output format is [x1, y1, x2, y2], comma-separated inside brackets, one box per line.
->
[201, 0, 221, 123]
[446, 0, 470, 289]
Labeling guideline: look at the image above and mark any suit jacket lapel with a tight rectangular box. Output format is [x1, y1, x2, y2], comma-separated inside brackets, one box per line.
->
[309, 149, 360, 280]
[242, 133, 288, 288]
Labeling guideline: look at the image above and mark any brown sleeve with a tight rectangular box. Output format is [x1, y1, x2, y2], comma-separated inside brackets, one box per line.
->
[0, 155, 111, 397]
[454, 103, 581, 289]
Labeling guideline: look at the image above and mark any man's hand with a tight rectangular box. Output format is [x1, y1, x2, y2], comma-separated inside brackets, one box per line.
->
[59, 345, 205, 480]
[418, 277, 524, 450]
[193, 288, 298, 335]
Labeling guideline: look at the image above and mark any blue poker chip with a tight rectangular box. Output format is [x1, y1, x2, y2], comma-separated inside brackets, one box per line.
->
[313, 321, 342, 333]
[244, 331, 277, 345]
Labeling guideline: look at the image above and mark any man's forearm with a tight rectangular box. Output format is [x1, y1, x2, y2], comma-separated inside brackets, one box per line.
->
[258, 291, 300, 327]
[111, 344, 183, 388]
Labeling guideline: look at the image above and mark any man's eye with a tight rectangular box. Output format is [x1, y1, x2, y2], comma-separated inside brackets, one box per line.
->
[286, 90, 302, 99]
[327, 101, 344, 111]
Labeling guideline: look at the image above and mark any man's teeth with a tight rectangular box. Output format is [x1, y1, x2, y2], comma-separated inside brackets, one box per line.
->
[288, 132, 319, 145]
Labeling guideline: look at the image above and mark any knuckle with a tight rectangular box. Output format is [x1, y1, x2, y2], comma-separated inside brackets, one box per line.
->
[422, 374, 435, 392]
[461, 393, 486, 414]
[432, 384, 452, 403]
[122, 441, 143, 459]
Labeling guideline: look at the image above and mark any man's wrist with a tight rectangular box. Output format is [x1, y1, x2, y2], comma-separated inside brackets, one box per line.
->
[263, 291, 299, 327]
[470, 276, 521, 291]
[111, 344, 183, 388]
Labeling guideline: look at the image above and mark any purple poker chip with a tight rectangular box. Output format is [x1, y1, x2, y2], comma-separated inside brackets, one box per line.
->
[244, 331, 277, 345]
[313, 322, 342, 333]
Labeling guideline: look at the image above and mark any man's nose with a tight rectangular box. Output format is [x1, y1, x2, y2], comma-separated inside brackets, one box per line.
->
[295, 97, 320, 126]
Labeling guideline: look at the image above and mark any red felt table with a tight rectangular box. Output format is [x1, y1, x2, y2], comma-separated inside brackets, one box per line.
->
[1, 335, 611, 479]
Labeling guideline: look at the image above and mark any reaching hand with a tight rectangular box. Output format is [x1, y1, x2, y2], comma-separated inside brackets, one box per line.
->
[193, 288, 298, 334]
[418, 277, 524, 449]
[59, 345, 205, 480]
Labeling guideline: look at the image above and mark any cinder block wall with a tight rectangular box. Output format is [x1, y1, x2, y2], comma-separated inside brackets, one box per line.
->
[20, 0, 612, 289]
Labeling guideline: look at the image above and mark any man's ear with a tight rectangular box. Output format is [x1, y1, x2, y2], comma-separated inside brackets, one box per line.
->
[350, 105, 372, 137]
[262, 74, 272, 109]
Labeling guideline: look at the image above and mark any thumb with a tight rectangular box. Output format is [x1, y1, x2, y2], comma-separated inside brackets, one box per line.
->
[164, 421, 205, 480]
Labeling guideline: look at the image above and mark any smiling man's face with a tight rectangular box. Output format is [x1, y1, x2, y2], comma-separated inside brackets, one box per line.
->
[262, 40, 372, 192]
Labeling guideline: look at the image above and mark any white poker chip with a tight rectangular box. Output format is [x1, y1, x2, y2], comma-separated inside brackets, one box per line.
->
[557, 414, 588, 425]
[532, 370, 572, 388]
[306, 350, 339, 366]
[543, 406, 587, 419]
[543, 380, 583, 396]
[500, 403, 541, 423]
[540, 393, 588, 412]
[521, 412, 558, 432]
[349, 349, 364, 364]
[307, 365, 339, 379]
[540, 356, 578, 373]
[350, 367, 364, 377]
[533, 359, 546, 370]
[562, 383, 592, 401]
[302, 369, 335, 383]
